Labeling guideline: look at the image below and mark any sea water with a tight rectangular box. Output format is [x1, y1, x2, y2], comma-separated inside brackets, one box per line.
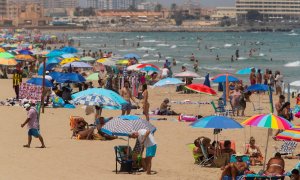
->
[68, 31, 300, 82]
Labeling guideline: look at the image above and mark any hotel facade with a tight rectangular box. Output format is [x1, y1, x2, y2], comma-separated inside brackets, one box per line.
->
[236, 0, 300, 21]
[0, 0, 7, 17]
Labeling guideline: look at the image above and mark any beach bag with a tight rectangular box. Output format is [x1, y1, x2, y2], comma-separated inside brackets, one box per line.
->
[178, 114, 197, 122]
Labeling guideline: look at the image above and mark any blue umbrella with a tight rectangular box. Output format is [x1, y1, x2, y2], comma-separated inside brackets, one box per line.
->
[55, 73, 86, 83]
[27, 78, 54, 87]
[124, 53, 141, 59]
[140, 66, 158, 72]
[190, 116, 243, 129]
[153, 77, 184, 87]
[212, 74, 240, 83]
[38, 63, 57, 76]
[61, 46, 78, 53]
[203, 73, 210, 87]
[62, 61, 92, 68]
[46, 50, 63, 57]
[61, 53, 76, 58]
[246, 84, 269, 92]
[236, 67, 261, 75]
[72, 94, 120, 108]
[18, 49, 33, 55]
[101, 116, 156, 136]
[71, 88, 128, 106]
[49, 71, 63, 80]
[47, 57, 61, 64]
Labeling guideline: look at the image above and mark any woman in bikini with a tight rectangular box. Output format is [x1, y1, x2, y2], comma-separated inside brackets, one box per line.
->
[141, 84, 150, 121]
[245, 137, 263, 166]
[264, 152, 285, 176]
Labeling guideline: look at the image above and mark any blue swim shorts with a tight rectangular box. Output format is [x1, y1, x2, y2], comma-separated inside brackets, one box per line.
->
[146, 145, 157, 157]
[28, 129, 40, 138]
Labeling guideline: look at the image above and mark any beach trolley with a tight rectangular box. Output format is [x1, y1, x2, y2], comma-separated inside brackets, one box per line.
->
[114, 145, 133, 174]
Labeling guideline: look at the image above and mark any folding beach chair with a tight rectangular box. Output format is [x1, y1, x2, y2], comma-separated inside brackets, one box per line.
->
[114, 145, 133, 174]
[211, 101, 233, 116]
[187, 143, 201, 164]
[199, 140, 215, 167]
[276, 141, 297, 157]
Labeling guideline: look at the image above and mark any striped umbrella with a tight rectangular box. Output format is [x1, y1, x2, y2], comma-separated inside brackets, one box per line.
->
[72, 94, 120, 108]
[101, 115, 156, 136]
[241, 113, 293, 130]
[276, 129, 300, 142]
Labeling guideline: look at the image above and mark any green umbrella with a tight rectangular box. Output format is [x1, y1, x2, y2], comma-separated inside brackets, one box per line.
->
[86, 73, 99, 81]
[0, 52, 15, 59]
[80, 56, 96, 62]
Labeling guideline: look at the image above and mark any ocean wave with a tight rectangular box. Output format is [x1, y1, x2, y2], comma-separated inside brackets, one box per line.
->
[287, 33, 299, 36]
[284, 61, 300, 67]
[201, 66, 235, 71]
[137, 47, 156, 51]
[140, 59, 161, 63]
[170, 45, 177, 49]
[157, 44, 170, 47]
[237, 57, 247, 60]
[224, 44, 233, 47]
[143, 54, 149, 57]
[118, 49, 132, 52]
[143, 39, 160, 43]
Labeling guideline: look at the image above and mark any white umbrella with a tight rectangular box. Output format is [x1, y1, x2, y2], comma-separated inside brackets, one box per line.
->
[174, 71, 200, 78]
[127, 63, 143, 71]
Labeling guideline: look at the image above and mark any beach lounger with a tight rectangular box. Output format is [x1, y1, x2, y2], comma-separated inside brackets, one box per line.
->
[276, 141, 297, 157]
[114, 145, 133, 174]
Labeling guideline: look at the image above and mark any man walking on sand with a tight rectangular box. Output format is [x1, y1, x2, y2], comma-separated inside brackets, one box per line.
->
[131, 129, 157, 175]
[21, 103, 46, 148]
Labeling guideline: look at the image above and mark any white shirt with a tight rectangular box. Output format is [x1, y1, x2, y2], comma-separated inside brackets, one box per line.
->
[45, 75, 53, 81]
[138, 129, 156, 148]
[275, 74, 283, 87]
[161, 68, 169, 77]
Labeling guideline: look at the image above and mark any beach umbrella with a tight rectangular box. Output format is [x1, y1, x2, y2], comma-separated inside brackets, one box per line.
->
[71, 88, 128, 107]
[61, 53, 76, 59]
[137, 63, 160, 70]
[124, 53, 141, 59]
[49, 71, 63, 80]
[72, 94, 120, 108]
[276, 129, 300, 142]
[47, 57, 61, 64]
[246, 84, 270, 113]
[46, 50, 63, 58]
[18, 49, 33, 55]
[139, 66, 158, 72]
[101, 115, 156, 136]
[236, 67, 260, 75]
[80, 56, 96, 62]
[190, 116, 243, 129]
[174, 71, 200, 78]
[290, 81, 300, 87]
[116, 59, 129, 65]
[0, 47, 5, 52]
[96, 58, 115, 66]
[212, 74, 240, 83]
[185, 84, 217, 96]
[62, 61, 92, 68]
[61, 46, 78, 53]
[127, 64, 142, 71]
[27, 78, 53, 87]
[97, 58, 108, 63]
[203, 73, 211, 87]
[60, 57, 79, 65]
[0, 58, 17, 66]
[86, 73, 99, 81]
[55, 73, 86, 83]
[241, 113, 293, 170]
[15, 54, 35, 61]
[32, 50, 49, 55]
[38, 63, 57, 76]
[0, 52, 15, 59]
[153, 77, 184, 87]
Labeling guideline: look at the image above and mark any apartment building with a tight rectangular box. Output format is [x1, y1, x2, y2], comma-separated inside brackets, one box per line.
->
[236, 0, 300, 20]
[0, 0, 7, 17]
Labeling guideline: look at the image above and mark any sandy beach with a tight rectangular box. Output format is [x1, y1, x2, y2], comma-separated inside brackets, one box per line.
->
[0, 78, 299, 180]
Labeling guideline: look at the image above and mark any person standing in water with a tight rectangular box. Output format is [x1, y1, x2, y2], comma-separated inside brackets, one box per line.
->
[235, 49, 239, 60]
[172, 58, 176, 66]
[216, 55, 220, 61]
[190, 53, 195, 61]
[193, 60, 199, 72]
[231, 55, 234, 62]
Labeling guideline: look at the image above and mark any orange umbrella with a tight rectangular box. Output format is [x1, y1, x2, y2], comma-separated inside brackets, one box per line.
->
[15, 54, 35, 61]
[0, 48, 5, 52]
[0, 58, 17, 66]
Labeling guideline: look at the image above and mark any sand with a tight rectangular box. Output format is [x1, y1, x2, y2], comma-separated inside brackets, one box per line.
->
[0, 79, 299, 180]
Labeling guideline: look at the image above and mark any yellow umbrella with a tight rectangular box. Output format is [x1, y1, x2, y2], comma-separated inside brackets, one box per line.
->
[60, 57, 79, 65]
[97, 58, 108, 63]
[116, 59, 129, 65]
[15, 54, 35, 61]
[0, 48, 5, 52]
[0, 58, 17, 66]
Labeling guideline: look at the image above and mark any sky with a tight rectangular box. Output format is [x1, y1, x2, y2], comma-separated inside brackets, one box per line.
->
[158, 0, 235, 8]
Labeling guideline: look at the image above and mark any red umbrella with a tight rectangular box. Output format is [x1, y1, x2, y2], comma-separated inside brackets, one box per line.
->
[137, 63, 160, 70]
[185, 84, 217, 96]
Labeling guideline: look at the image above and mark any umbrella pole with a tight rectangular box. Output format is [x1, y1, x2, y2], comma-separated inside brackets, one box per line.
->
[127, 137, 130, 159]
[40, 57, 46, 113]
[263, 129, 271, 170]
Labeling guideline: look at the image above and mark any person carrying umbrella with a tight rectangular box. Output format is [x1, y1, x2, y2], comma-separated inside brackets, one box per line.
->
[130, 129, 157, 175]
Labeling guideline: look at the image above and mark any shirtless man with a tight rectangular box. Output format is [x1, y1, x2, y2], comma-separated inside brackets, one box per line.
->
[274, 95, 285, 139]
[264, 152, 285, 176]
[120, 80, 137, 115]
[220, 154, 248, 180]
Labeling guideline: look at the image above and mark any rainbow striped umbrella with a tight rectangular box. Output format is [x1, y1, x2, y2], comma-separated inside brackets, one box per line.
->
[241, 113, 293, 130]
[276, 129, 300, 142]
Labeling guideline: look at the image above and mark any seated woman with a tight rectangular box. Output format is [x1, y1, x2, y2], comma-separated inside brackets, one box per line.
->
[220, 154, 248, 180]
[95, 115, 117, 140]
[245, 137, 263, 166]
[158, 98, 179, 115]
[221, 140, 236, 156]
[264, 152, 285, 176]
[74, 119, 94, 140]
[193, 137, 215, 163]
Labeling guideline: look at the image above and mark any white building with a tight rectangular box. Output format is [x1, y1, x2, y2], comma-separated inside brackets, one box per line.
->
[43, 0, 79, 8]
[211, 7, 236, 20]
[98, 0, 134, 10]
